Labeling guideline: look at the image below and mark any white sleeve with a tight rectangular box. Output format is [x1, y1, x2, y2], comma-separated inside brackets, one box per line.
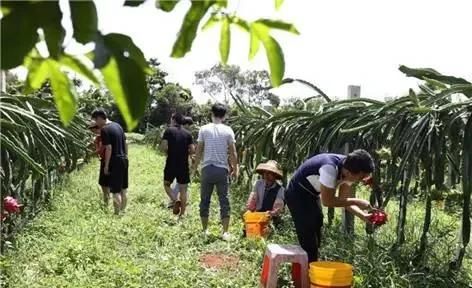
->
[277, 187, 285, 201]
[319, 165, 337, 189]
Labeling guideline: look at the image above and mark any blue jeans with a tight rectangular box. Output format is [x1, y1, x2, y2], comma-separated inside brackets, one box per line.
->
[199, 165, 230, 219]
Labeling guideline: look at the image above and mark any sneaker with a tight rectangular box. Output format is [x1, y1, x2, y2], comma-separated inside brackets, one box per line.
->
[167, 201, 174, 209]
[173, 200, 181, 215]
[202, 230, 210, 239]
[222, 232, 231, 241]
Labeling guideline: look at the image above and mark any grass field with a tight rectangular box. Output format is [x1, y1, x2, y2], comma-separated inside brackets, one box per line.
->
[0, 145, 470, 287]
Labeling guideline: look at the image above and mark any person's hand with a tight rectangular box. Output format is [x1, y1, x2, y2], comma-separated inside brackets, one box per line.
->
[362, 212, 373, 223]
[353, 199, 372, 210]
[268, 210, 277, 218]
[104, 165, 110, 175]
[231, 165, 239, 179]
[246, 196, 256, 211]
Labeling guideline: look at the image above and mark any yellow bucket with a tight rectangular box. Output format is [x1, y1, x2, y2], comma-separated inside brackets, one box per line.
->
[309, 261, 353, 287]
[243, 211, 270, 238]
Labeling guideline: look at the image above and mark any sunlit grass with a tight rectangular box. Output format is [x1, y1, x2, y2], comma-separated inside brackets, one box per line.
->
[0, 145, 470, 287]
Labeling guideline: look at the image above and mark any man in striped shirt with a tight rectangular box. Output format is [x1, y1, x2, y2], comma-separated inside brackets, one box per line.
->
[193, 103, 239, 241]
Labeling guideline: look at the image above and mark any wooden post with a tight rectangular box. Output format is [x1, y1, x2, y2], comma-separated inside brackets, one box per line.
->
[342, 85, 360, 235]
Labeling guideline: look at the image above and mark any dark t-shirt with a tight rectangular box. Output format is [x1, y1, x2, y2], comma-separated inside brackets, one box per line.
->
[163, 126, 193, 168]
[101, 122, 127, 158]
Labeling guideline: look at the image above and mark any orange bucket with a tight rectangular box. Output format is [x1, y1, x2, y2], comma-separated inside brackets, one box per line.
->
[309, 261, 353, 287]
[243, 211, 270, 238]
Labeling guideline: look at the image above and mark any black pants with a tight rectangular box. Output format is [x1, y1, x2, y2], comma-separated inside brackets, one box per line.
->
[285, 182, 323, 262]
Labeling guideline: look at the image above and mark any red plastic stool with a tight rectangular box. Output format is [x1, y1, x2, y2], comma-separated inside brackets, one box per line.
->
[260, 244, 309, 288]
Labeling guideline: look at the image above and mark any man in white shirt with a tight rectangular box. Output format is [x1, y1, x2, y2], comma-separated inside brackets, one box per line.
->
[193, 104, 239, 241]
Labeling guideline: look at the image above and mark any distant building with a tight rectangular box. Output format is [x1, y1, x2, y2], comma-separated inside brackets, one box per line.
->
[347, 85, 361, 98]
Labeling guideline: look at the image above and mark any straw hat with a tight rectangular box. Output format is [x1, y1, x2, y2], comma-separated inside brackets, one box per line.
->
[256, 160, 283, 179]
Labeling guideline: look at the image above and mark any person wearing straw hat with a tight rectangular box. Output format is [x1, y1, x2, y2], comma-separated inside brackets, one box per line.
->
[245, 160, 285, 218]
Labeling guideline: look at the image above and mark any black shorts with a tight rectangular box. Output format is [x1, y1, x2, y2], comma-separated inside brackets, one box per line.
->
[107, 157, 129, 193]
[99, 160, 110, 187]
[164, 164, 190, 185]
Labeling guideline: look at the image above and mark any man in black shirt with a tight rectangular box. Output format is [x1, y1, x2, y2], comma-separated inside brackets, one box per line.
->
[92, 109, 129, 215]
[160, 113, 195, 216]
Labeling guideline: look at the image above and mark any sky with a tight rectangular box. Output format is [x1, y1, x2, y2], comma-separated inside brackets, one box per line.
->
[13, 0, 472, 103]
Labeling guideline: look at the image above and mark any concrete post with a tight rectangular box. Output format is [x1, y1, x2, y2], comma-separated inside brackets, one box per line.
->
[342, 85, 361, 235]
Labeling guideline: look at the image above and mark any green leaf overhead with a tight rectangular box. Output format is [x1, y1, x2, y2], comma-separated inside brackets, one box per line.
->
[230, 16, 250, 32]
[275, 0, 284, 10]
[0, 3, 38, 69]
[91, 34, 112, 69]
[101, 57, 148, 130]
[254, 19, 300, 35]
[399, 65, 471, 85]
[215, 0, 228, 8]
[103, 33, 152, 74]
[36, 2, 65, 59]
[219, 16, 231, 64]
[251, 23, 285, 86]
[249, 26, 261, 60]
[157, 0, 180, 12]
[70, 1, 98, 44]
[24, 57, 49, 94]
[98, 33, 150, 130]
[46, 59, 78, 125]
[202, 14, 221, 31]
[59, 54, 99, 85]
[124, 0, 146, 7]
[171, 0, 214, 58]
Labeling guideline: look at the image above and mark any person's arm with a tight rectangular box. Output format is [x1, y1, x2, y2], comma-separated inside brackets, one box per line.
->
[159, 140, 168, 153]
[315, 165, 370, 209]
[228, 143, 238, 178]
[188, 144, 196, 155]
[94, 137, 101, 155]
[228, 129, 238, 178]
[159, 129, 170, 153]
[246, 181, 259, 211]
[124, 134, 128, 156]
[188, 134, 195, 155]
[193, 142, 204, 169]
[101, 129, 112, 175]
[320, 184, 370, 209]
[270, 187, 285, 217]
[104, 145, 112, 174]
[193, 129, 204, 170]
[338, 183, 372, 222]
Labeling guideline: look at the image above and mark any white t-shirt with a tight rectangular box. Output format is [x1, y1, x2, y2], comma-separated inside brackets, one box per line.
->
[305, 164, 346, 191]
[197, 123, 235, 170]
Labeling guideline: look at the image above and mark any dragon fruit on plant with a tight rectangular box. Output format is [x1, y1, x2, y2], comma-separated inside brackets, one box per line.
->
[3, 196, 21, 214]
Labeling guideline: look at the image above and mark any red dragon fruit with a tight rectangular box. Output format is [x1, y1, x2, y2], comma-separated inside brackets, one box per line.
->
[369, 210, 388, 226]
[3, 196, 21, 214]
